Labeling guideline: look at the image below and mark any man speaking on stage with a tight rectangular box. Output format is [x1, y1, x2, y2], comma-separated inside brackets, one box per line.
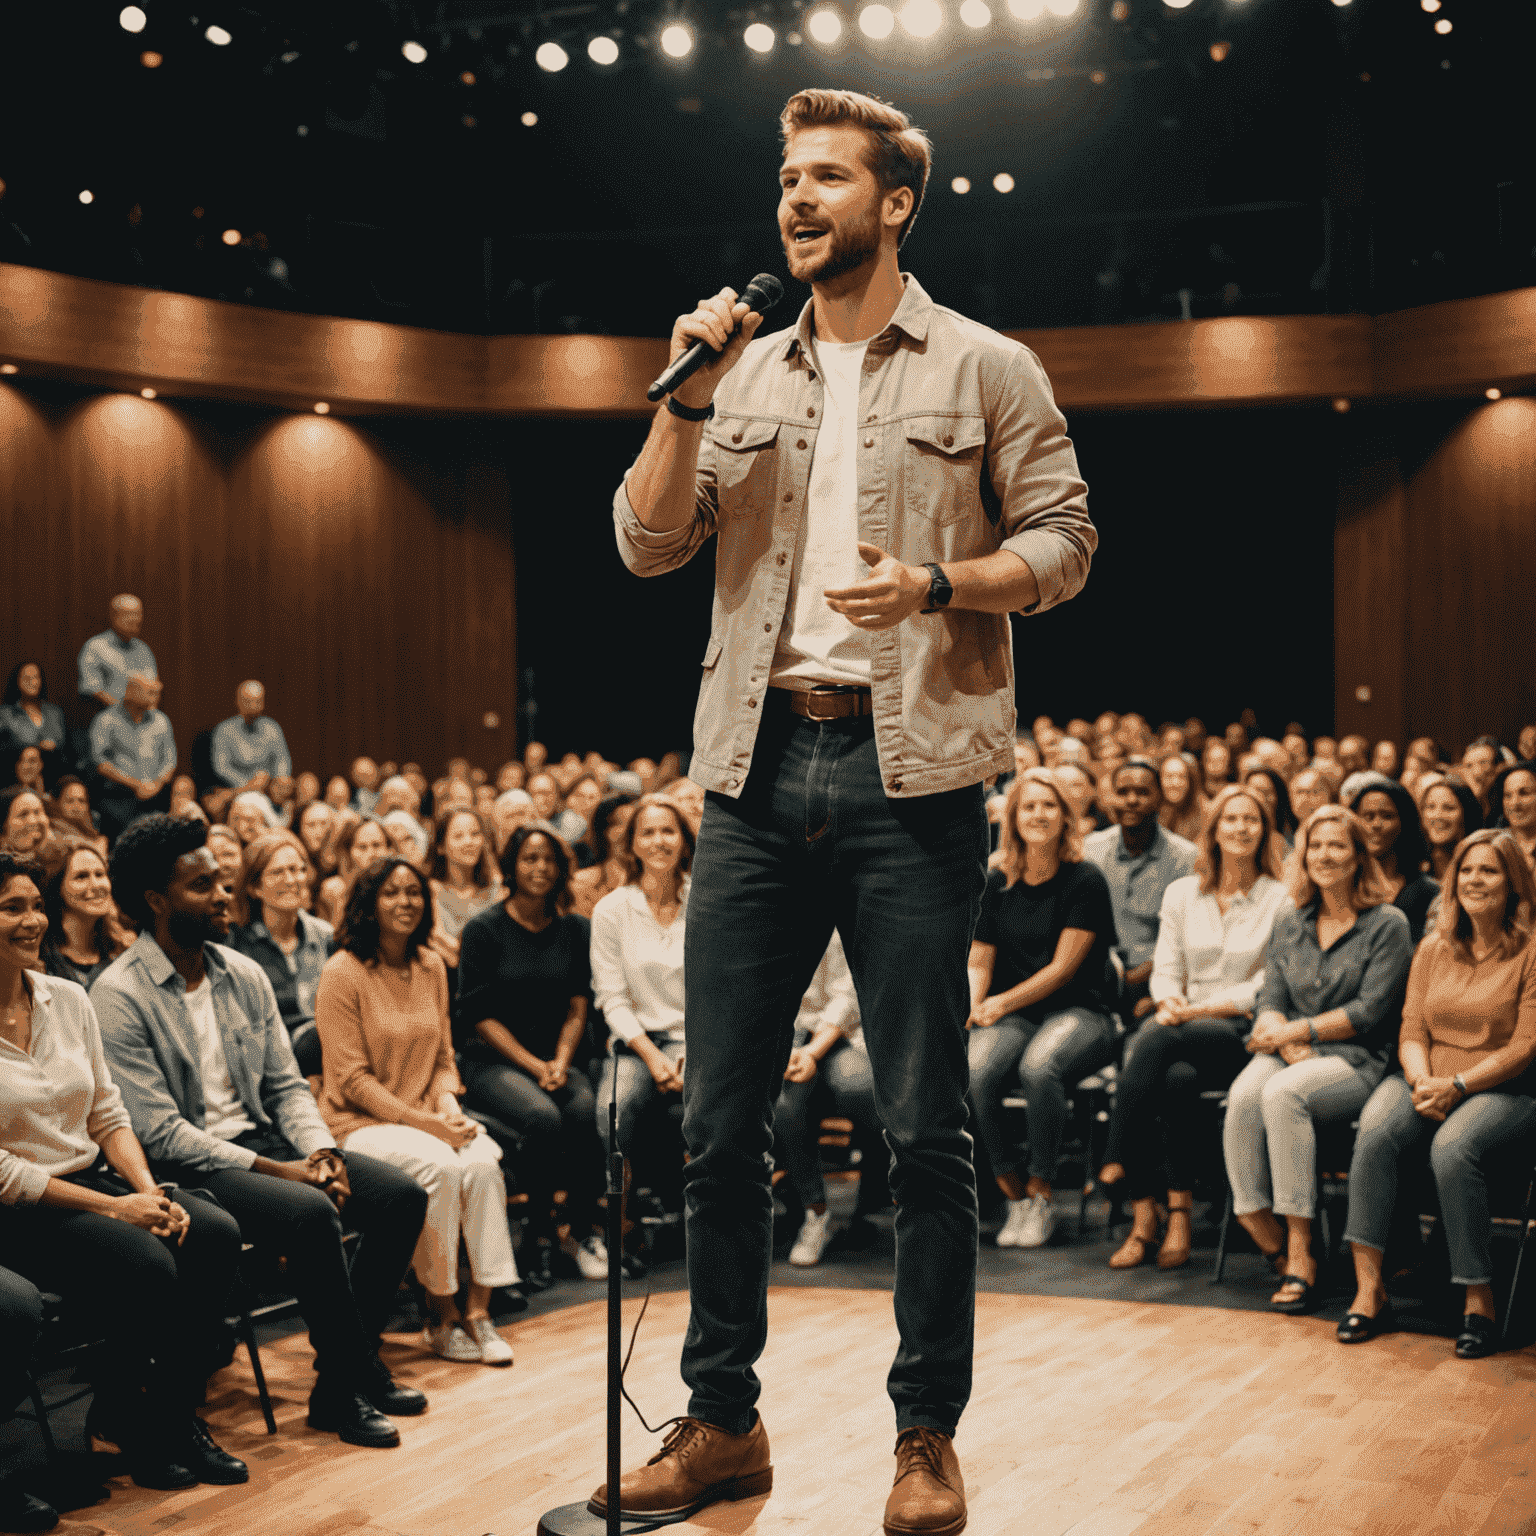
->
[593, 87, 1097, 1535]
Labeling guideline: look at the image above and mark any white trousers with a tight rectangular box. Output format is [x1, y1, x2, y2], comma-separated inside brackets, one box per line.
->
[343, 1123, 519, 1295]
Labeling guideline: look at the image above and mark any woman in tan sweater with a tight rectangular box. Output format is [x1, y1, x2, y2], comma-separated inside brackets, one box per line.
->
[1339, 830, 1536, 1356]
[317, 856, 518, 1367]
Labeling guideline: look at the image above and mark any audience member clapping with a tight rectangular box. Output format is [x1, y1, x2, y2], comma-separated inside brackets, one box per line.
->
[1098, 783, 1290, 1269]
[1339, 830, 1536, 1356]
[317, 857, 517, 1366]
[40, 843, 130, 991]
[1420, 779, 1484, 882]
[225, 831, 335, 1079]
[316, 814, 391, 927]
[1344, 778, 1439, 942]
[426, 807, 503, 974]
[0, 852, 246, 1492]
[456, 823, 607, 1289]
[1222, 806, 1413, 1313]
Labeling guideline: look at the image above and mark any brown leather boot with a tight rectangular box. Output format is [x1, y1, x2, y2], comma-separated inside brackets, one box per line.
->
[587, 1413, 772, 1522]
[884, 1427, 967, 1535]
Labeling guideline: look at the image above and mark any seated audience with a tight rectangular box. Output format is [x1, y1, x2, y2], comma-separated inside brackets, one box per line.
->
[268, 775, 297, 828]
[208, 681, 291, 821]
[1489, 760, 1536, 871]
[0, 851, 246, 1491]
[457, 822, 606, 1288]
[494, 760, 526, 794]
[968, 768, 1119, 1249]
[1519, 726, 1536, 763]
[1340, 830, 1536, 1355]
[375, 776, 422, 821]
[1157, 752, 1205, 844]
[52, 774, 110, 858]
[1459, 735, 1502, 814]
[491, 787, 535, 856]
[224, 831, 335, 1079]
[7, 746, 48, 802]
[773, 931, 884, 1267]
[474, 783, 498, 816]
[1421, 779, 1484, 882]
[1222, 806, 1413, 1312]
[1288, 767, 1335, 826]
[227, 790, 278, 847]
[1240, 765, 1296, 857]
[0, 662, 67, 768]
[1337, 735, 1370, 777]
[381, 808, 431, 873]
[426, 808, 503, 976]
[316, 814, 391, 927]
[1098, 784, 1290, 1268]
[324, 774, 353, 811]
[40, 843, 130, 990]
[1345, 779, 1439, 942]
[204, 821, 245, 892]
[0, 786, 48, 858]
[1201, 738, 1233, 800]
[294, 771, 322, 811]
[0, 1265, 55, 1530]
[90, 673, 176, 838]
[316, 858, 516, 1366]
[350, 757, 381, 816]
[298, 798, 340, 878]
[569, 793, 639, 918]
[1372, 740, 1401, 778]
[77, 594, 157, 713]
[529, 771, 587, 846]
[1054, 759, 1109, 838]
[563, 774, 604, 855]
[1085, 757, 1198, 1021]
[168, 773, 198, 815]
[93, 815, 431, 1447]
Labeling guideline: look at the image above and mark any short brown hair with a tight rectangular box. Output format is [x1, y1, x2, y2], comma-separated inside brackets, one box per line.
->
[1285, 806, 1393, 913]
[780, 89, 932, 249]
[995, 767, 1083, 887]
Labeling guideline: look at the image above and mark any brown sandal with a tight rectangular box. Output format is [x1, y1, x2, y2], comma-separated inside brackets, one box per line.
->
[1156, 1192, 1194, 1270]
[1109, 1198, 1163, 1269]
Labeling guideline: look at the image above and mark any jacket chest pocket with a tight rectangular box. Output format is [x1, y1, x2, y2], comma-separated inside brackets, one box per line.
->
[900, 415, 987, 525]
[712, 418, 783, 520]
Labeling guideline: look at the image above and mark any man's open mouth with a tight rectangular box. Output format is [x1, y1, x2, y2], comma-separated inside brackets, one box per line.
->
[793, 227, 828, 245]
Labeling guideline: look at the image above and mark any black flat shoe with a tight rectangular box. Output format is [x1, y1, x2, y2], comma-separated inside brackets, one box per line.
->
[307, 1388, 402, 1448]
[0, 1476, 58, 1533]
[361, 1356, 428, 1417]
[127, 1450, 200, 1491]
[1271, 1275, 1320, 1315]
[1337, 1305, 1395, 1344]
[1455, 1313, 1497, 1359]
[183, 1416, 249, 1484]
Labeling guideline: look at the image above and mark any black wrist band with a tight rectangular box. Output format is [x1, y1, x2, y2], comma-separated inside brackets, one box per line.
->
[664, 395, 714, 422]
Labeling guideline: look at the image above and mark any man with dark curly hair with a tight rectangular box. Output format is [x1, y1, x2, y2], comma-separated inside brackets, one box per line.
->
[92, 814, 432, 1448]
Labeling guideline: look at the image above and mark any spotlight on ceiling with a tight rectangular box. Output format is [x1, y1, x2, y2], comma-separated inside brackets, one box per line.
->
[119, 6, 147, 33]
[899, 0, 944, 36]
[588, 35, 620, 62]
[993, 172, 1015, 192]
[960, 0, 991, 25]
[521, 110, 539, 125]
[859, 4, 896, 37]
[744, 22, 776, 50]
[140, 48, 162, 65]
[535, 40, 570, 70]
[1007, 0, 1044, 19]
[401, 39, 428, 63]
[951, 176, 971, 193]
[221, 228, 241, 245]
[1420, 0, 1440, 9]
[1434, 16, 1451, 31]
[807, 7, 844, 41]
[1162, 0, 1193, 9]
[204, 23, 232, 44]
[660, 24, 694, 56]
[78, 189, 95, 205]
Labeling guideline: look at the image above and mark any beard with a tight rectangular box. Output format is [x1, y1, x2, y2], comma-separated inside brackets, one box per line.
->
[783, 198, 884, 285]
[167, 907, 224, 950]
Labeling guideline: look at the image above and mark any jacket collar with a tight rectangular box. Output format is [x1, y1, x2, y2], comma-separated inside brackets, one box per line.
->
[779, 271, 933, 365]
[128, 928, 231, 990]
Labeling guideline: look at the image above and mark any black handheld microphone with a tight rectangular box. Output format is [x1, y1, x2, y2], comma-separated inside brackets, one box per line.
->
[646, 273, 785, 403]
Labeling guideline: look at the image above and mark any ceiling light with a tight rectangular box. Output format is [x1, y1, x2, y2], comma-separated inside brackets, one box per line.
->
[1089, 67, 1107, 82]
[401, 39, 428, 63]
[0, 364, 17, 375]
[661, 24, 694, 55]
[993, 172, 1015, 192]
[1162, 0, 1193, 9]
[78, 189, 95, 205]
[535, 40, 570, 70]
[960, 0, 991, 23]
[1332, 397, 1351, 413]
[204, 23, 231, 45]
[588, 34, 619, 62]
[1045, 0, 1078, 14]
[1434, 16, 1451, 31]
[141, 387, 157, 398]
[222, 228, 240, 245]
[119, 6, 147, 33]
[521, 110, 539, 126]
[1420, 0, 1441, 9]
[807, 7, 844, 40]
[1331, 0, 1351, 7]
[1007, 0, 1044, 19]
[460, 70, 476, 84]
[140, 49, 162, 65]
[744, 22, 776, 50]
[314, 402, 330, 414]
[860, 5, 896, 37]
[1485, 388, 1502, 400]
[899, 0, 944, 34]
[1210, 40, 1230, 59]
[951, 176, 971, 193]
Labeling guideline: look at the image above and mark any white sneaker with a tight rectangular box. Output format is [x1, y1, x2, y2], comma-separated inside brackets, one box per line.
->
[789, 1207, 835, 1267]
[574, 1234, 609, 1280]
[995, 1199, 1031, 1248]
[1015, 1194, 1056, 1248]
[423, 1322, 482, 1362]
[465, 1316, 514, 1366]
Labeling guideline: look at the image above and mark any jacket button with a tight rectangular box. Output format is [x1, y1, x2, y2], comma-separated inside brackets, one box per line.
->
[891, 782, 903, 792]
[807, 407, 816, 418]
[777, 553, 787, 565]
[867, 414, 877, 423]
[943, 434, 954, 447]
[797, 438, 807, 449]
[864, 437, 874, 448]
[763, 623, 772, 632]
[731, 432, 743, 444]
[747, 698, 757, 709]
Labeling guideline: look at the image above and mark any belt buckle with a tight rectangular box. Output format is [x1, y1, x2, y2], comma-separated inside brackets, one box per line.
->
[802, 688, 843, 720]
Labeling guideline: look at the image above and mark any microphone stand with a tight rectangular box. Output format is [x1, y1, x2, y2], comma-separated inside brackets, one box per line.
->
[536, 1056, 660, 1535]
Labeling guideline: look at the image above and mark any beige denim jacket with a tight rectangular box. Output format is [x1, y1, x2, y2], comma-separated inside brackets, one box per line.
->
[612, 273, 1096, 800]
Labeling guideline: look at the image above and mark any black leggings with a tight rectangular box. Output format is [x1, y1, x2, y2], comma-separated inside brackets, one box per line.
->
[0, 1169, 242, 1422]
[1103, 1019, 1250, 1198]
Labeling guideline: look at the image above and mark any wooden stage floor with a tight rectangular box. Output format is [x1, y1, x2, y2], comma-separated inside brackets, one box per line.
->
[44, 1287, 1536, 1536]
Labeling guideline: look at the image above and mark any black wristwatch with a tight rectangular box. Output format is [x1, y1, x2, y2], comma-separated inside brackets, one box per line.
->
[919, 562, 953, 613]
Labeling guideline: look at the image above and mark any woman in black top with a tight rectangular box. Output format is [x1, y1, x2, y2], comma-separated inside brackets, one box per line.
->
[455, 823, 605, 1287]
[968, 767, 1119, 1251]
[39, 843, 129, 990]
[1346, 779, 1440, 944]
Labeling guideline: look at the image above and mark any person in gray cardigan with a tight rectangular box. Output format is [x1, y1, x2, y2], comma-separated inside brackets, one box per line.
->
[1221, 805, 1413, 1313]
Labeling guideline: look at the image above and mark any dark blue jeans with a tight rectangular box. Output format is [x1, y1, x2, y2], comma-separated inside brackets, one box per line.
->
[680, 695, 988, 1437]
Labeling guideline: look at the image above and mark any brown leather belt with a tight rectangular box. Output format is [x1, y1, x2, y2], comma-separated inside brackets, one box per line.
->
[773, 685, 874, 720]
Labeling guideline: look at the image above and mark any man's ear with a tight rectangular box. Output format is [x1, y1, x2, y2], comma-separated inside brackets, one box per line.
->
[143, 888, 169, 923]
[883, 186, 914, 233]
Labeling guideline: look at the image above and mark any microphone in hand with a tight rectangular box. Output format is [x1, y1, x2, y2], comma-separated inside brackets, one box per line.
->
[647, 273, 784, 403]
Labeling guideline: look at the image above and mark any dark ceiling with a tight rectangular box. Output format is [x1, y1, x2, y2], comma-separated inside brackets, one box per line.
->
[1, 0, 1530, 337]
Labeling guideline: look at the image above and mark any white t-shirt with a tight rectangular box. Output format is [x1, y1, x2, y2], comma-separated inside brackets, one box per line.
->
[769, 337, 872, 687]
[186, 979, 256, 1141]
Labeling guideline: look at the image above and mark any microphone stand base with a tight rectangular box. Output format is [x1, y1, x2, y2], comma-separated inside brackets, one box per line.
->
[534, 1502, 671, 1534]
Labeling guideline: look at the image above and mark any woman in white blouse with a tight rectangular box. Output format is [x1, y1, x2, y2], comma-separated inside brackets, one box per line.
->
[590, 795, 692, 1170]
[1097, 785, 1290, 1268]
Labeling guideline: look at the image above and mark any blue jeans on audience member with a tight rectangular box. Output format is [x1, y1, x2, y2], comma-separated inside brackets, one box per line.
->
[1223, 1052, 1374, 1220]
[680, 695, 988, 1438]
[597, 1038, 686, 1158]
[1344, 1073, 1536, 1286]
[967, 1008, 1118, 1183]
[773, 1035, 881, 1210]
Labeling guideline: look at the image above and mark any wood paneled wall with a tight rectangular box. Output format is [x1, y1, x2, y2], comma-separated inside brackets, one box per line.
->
[0, 384, 517, 781]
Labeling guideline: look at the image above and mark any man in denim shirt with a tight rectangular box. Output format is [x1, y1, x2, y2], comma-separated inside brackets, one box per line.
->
[592, 90, 1095, 1536]
[93, 816, 430, 1449]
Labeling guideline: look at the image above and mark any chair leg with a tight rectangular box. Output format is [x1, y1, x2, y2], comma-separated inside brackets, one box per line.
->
[237, 1311, 278, 1435]
[25, 1371, 59, 1464]
[1212, 1184, 1234, 1285]
[1501, 1174, 1535, 1348]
